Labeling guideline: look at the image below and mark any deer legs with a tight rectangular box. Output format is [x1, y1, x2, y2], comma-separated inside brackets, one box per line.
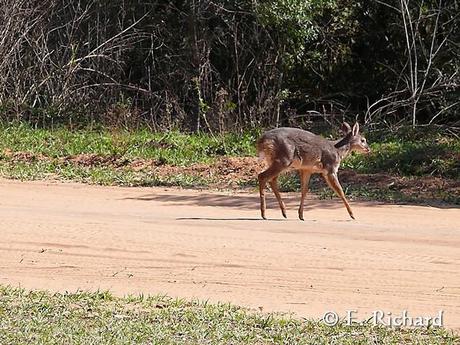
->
[323, 172, 355, 219]
[259, 165, 311, 220]
[298, 171, 311, 221]
[269, 178, 287, 218]
[259, 168, 355, 220]
[258, 163, 286, 219]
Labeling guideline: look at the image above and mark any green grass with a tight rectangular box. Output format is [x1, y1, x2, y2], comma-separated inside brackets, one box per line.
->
[353, 126, 459, 178]
[1, 123, 458, 178]
[0, 122, 258, 166]
[343, 139, 460, 179]
[1, 122, 458, 178]
[274, 171, 460, 205]
[272, 126, 460, 204]
[0, 159, 211, 188]
[0, 123, 458, 203]
[0, 122, 256, 187]
[0, 286, 457, 344]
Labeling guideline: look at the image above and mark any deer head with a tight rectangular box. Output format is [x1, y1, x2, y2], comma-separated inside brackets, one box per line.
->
[339, 122, 370, 154]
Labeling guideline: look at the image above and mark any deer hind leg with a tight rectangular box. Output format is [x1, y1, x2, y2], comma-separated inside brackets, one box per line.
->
[258, 162, 287, 220]
[323, 172, 355, 219]
[269, 177, 287, 218]
[298, 170, 311, 221]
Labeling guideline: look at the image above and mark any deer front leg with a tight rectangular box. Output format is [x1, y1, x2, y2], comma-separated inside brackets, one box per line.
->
[323, 172, 355, 220]
[298, 170, 311, 221]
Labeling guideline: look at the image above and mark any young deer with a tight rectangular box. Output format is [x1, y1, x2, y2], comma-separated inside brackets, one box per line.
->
[256, 122, 370, 220]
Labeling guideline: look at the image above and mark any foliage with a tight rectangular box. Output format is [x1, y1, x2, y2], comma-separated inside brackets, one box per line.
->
[0, 0, 457, 131]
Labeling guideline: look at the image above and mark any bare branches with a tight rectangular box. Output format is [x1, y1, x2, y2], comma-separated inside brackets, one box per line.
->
[0, 0, 153, 126]
[0, 0, 457, 130]
[368, 0, 459, 126]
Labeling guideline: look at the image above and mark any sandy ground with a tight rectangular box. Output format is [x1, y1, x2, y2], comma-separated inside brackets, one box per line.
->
[1, 178, 459, 329]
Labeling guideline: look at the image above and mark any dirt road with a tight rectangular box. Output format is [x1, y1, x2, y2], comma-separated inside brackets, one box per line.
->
[1, 179, 459, 328]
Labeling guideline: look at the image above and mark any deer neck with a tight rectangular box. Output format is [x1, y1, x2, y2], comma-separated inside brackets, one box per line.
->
[333, 137, 352, 161]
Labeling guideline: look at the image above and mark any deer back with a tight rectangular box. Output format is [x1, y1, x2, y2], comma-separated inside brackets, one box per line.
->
[257, 127, 341, 173]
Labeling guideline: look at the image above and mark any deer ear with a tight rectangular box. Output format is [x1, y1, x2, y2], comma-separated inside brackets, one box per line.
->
[352, 122, 360, 136]
[341, 122, 352, 134]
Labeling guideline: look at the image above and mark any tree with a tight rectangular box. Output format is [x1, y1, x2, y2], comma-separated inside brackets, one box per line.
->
[365, 0, 460, 126]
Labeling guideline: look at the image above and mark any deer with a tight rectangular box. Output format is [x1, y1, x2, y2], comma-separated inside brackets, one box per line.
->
[256, 122, 370, 220]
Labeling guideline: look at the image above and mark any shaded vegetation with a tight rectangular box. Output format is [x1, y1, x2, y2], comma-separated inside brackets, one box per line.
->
[0, 0, 458, 130]
[344, 127, 460, 179]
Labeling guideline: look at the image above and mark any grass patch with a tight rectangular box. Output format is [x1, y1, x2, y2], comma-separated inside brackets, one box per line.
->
[0, 123, 458, 204]
[0, 159, 211, 188]
[0, 122, 258, 166]
[344, 127, 460, 179]
[0, 286, 458, 344]
[0, 122, 257, 187]
[262, 126, 460, 204]
[272, 172, 460, 205]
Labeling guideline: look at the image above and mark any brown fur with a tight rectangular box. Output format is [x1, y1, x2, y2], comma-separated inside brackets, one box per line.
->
[257, 122, 370, 220]
[256, 137, 276, 165]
